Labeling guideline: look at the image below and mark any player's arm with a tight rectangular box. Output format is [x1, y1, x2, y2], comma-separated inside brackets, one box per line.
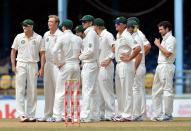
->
[120, 46, 141, 62]
[144, 43, 151, 55]
[11, 35, 19, 74]
[39, 51, 45, 76]
[10, 48, 17, 73]
[134, 53, 142, 70]
[120, 36, 141, 62]
[101, 35, 115, 67]
[38, 38, 46, 76]
[154, 38, 172, 57]
[79, 32, 95, 60]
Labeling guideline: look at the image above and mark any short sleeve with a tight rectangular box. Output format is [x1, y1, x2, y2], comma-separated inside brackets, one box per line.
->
[107, 33, 115, 47]
[11, 35, 19, 50]
[138, 30, 150, 45]
[166, 38, 176, 53]
[39, 36, 45, 51]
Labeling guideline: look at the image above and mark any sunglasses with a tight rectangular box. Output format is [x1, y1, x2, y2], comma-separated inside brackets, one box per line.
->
[115, 21, 121, 25]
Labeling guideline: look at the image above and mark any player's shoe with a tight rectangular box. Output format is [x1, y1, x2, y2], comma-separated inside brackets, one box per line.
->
[118, 117, 131, 122]
[111, 115, 122, 122]
[19, 116, 28, 122]
[37, 117, 46, 122]
[55, 118, 64, 122]
[80, 118, 93, 123]
[46, 117, 56, 122]
[28, 117, 36, 122]
[157, 114, 173, 121]
[150, 113, 163, 121]
[132, 115, 143, 121]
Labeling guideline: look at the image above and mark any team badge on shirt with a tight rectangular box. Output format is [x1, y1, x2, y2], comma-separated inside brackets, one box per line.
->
[32, 40, 36, 45]
[89, 43, 92, 48]
[21, 40, 25, 44]
[46, 38, 49, 42]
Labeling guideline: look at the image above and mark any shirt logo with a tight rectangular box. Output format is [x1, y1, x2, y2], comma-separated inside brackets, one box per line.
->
[32, 40, 36, 45]
[21, 40, 25, 44]
[89, 43, 92, 48]
[46, 38, 49, 42]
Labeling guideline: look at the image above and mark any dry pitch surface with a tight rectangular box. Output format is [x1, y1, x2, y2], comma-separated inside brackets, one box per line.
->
[0, 118, 191, 131]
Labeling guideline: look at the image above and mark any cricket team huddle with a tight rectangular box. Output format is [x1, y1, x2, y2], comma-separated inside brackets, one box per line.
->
[10, 14, 176, 123]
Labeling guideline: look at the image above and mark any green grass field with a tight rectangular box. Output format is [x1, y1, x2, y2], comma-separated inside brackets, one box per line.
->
[0, 118, 191, 131]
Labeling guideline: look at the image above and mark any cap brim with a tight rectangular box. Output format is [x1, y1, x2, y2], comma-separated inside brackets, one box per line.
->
[21, 22, 28, 26]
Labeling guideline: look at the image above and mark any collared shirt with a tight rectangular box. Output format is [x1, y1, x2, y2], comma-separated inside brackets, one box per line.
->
[115, 29, 139, 62]
[158, 31, 176, 64]
[43, 29, 63, 63]
[11, 32, 45, 63]
[79, 26, 99, 63]
[98, 29, 115, 64]
[52, 30, 82, 65]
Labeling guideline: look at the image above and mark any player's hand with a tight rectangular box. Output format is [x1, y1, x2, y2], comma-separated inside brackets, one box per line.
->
[101, 58, 112, 67]
[12, 65, 16, 74]
[36, 68, 44, 77]
[120, 53, 130, 62]
[112, 45, 115, 53]
[154, 38, 160, 46]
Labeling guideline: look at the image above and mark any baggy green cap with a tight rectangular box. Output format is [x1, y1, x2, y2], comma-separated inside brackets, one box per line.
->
[21, 19, 34, 26]
[80, 15, 95, 21]
[94, 18, 105, 26]
[60, 19, 73, 30]
[114, 16, 127, 24]
[75, 25, 84, 33]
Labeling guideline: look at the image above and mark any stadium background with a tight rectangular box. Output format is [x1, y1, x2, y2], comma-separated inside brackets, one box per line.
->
[0, 0, 191, 120]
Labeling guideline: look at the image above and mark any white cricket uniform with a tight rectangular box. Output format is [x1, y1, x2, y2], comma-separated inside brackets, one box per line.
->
[152, 31, 176, 117]
[52, 30, 82, 120]
[11, 32, 45, 118]
[43, 29, 63, 119]
[115, 29, 139, 118]
[132, 30, 150, 117]
[98, 29, 115, 119]
[79, 26, 100, 120]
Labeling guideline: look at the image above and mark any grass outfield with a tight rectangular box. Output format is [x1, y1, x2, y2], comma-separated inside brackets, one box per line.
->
[0, 118, 191, 131]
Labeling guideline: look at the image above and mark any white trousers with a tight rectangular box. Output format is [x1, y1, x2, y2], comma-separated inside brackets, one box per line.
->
[132, 63, 146, 117]
[115, 61, 135, 118]
[53, 63, 80, 119]
[80, 62, 99, 120]
[15, 61, 38, 118]
[98, 63, 115, 119]
[44, 62, 59, 118]
[152, 64, 175, 117]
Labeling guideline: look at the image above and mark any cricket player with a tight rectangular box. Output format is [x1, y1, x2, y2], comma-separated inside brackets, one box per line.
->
[74, 25, 85, 39]
[79, 15, 100, 122]
[113, 16, 141, 121]
[94, 18, 115, 121]
[126, 18, 151, 121]
[152, 21, 176, 121]
[127, 17, 151, 117]
[52, 19, 82, 122]
[37, 15, 63, 122]
[11, 19, 45, 122]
